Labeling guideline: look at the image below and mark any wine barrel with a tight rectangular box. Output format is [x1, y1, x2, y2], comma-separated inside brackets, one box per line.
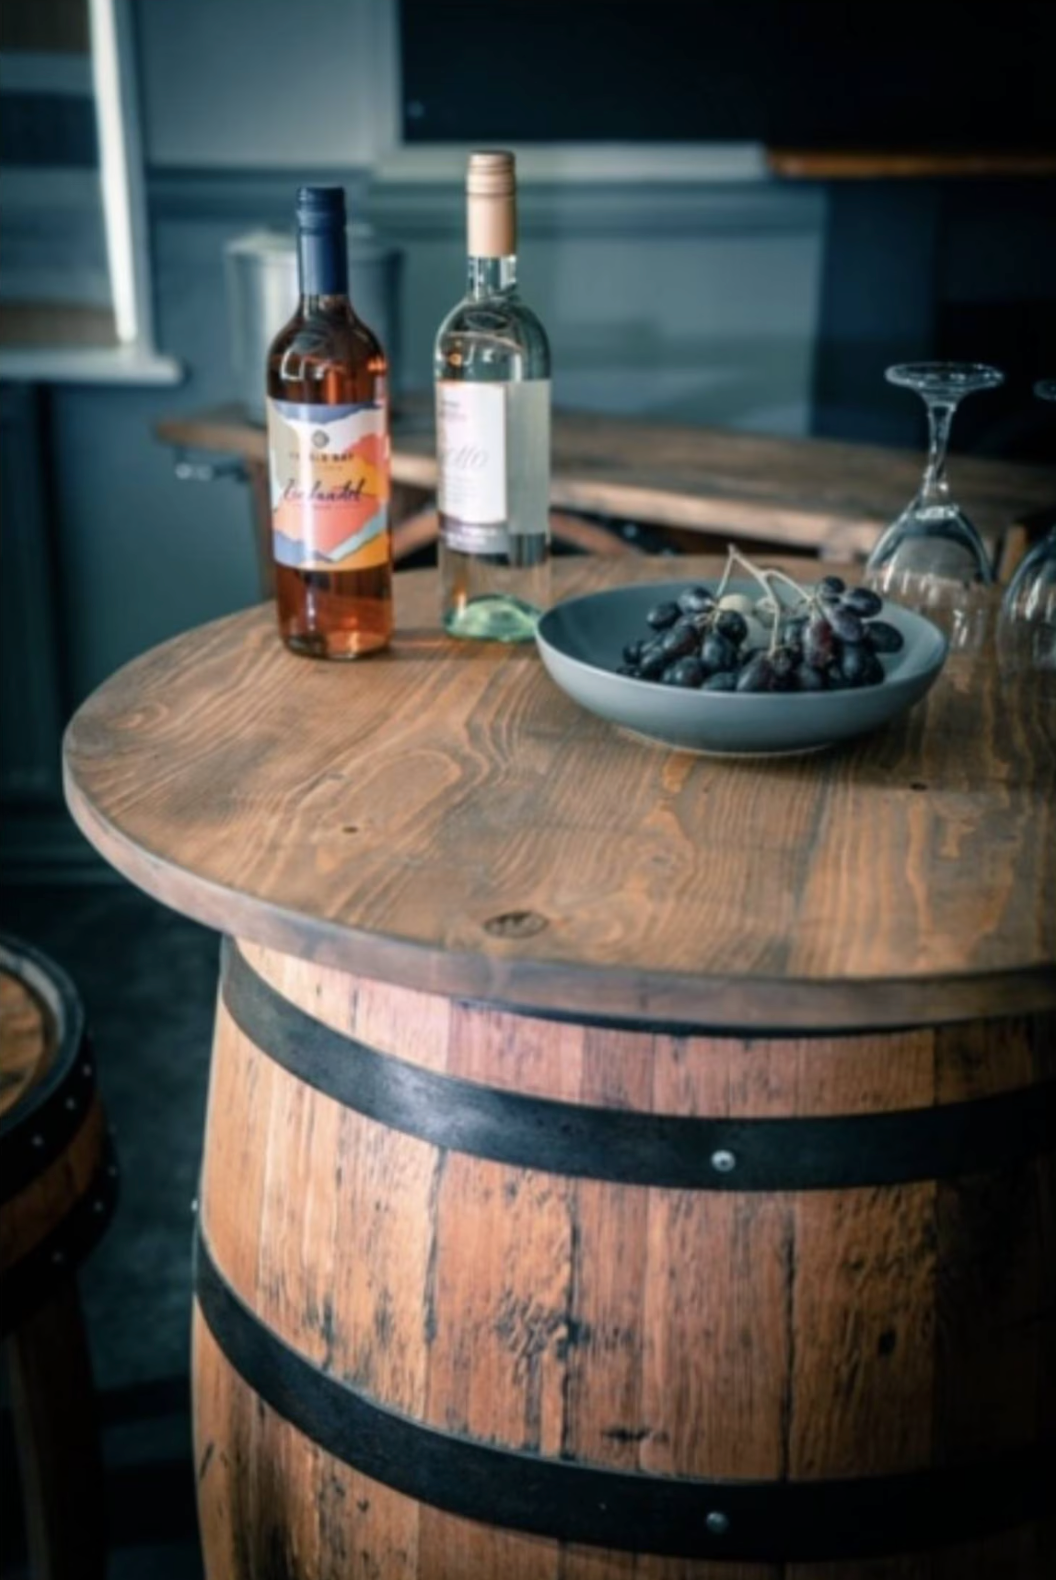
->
[194, 940, 1056, 1580]
[0, 934, 117, 1330]
[1, 933, 117, 1580]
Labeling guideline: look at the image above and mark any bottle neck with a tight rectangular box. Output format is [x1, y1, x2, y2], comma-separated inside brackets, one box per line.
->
[466, 255, 517, 298]
[297, 224, 349, 302]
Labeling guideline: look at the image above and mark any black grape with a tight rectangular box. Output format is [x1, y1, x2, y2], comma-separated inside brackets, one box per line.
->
[770, 644, 800, 679]
[840, 645, 885, 688]
[665, 656, 707, 688]
[863, 619, 904, 654]
[827, 605, 864, 644]
[714, 609, 748, 644]
[843, 586, 883, 618]
[803, 616, 836, 670]
[661, 620, 700, 659]
[677, 586, 714, 615]
[638, 643, 668, 678]
[780, 614, 808, 647]
[736, 653, 774, 692]
[646, 601, 681, 631]
[700, 631, 737, 673]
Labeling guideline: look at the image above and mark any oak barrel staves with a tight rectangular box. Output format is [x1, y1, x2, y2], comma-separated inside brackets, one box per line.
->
[193, 941, 1056, 1579]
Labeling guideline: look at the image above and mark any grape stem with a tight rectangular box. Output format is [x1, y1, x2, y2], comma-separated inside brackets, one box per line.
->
[721, 547, 812, 607]
[722, 545, 781, 600]
[717, 546, 816, 657]
[762, 568, 813, 606]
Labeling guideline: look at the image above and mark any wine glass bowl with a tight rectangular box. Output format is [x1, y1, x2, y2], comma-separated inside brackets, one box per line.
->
[996, 377, 1056, 684]
[997, 529, 1056, 674]
[866, 361, 1005, 647]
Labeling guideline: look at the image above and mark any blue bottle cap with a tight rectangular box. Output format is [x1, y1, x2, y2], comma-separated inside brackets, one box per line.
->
[295, 186, 346, 230]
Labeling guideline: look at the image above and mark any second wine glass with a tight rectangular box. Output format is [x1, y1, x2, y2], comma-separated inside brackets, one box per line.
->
[996, 378, 1056, 686]
[865, 362, 1004, 646]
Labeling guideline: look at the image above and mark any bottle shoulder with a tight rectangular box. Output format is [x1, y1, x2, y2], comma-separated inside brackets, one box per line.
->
[435, 291, 551, 379]
[267, 306, 386, 384]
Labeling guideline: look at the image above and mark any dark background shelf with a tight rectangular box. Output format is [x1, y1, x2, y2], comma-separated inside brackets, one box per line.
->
[400, 0, 1056, 149]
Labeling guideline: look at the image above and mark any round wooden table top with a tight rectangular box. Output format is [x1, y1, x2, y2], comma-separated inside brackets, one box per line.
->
[63, 559, 1056, 1030]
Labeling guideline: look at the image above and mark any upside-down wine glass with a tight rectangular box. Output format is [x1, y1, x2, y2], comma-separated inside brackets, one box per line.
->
[865, 362, 1005, 647]
[996, 378, 1056, 686]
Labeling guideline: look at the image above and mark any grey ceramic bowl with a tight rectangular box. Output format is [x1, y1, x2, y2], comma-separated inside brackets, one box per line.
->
[535, 579, 949, 755]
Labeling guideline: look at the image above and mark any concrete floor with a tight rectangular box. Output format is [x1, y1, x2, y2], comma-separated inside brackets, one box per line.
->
[2, 880, 218, 1578]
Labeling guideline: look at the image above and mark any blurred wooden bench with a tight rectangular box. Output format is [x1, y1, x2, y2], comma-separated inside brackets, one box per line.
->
[155, 398, 1056, 597]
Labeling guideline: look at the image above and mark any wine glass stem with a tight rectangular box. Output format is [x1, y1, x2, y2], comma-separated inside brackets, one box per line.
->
[920, 398, 957, 507]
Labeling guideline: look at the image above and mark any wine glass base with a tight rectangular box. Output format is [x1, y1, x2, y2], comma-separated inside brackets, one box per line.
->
[886, 362, 1005, 400]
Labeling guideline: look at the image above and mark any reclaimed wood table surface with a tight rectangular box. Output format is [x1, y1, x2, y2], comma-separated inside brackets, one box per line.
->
[63, 559, 1056, 1578]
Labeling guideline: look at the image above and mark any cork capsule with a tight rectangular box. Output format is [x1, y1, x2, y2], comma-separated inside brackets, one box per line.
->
[467, 150, 516, 258]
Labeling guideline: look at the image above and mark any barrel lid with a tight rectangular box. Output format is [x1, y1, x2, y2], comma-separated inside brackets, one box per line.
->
[0, 965, 55, 1122]
[0, 936, 77, 1126]
[0, 933, 97, 1206]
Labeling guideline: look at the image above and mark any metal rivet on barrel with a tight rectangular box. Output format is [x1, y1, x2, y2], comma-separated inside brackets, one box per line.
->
[31, 1133, 45, 1148]
[705, 1511, 730, 1536]
[64, 1095, 78, 1111]
[191, 1197, 199, 1215]
[710, 1150, 737, 1174]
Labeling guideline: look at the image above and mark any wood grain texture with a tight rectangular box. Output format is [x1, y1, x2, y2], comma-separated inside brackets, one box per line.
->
[0, 944, 105, 1273]
[0, 968, 55, 1119]
[0, 1099, 106, 1270]
[64, 558, 1056, 1029]
[194, 949, 1056, 1578]
[155, 401, 1056, 561]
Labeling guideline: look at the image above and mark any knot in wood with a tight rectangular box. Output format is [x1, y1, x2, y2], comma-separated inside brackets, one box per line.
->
[483, 911, 549, 940]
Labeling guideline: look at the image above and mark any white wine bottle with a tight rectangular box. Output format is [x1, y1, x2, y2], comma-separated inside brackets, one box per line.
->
[434, 151, 551, 641]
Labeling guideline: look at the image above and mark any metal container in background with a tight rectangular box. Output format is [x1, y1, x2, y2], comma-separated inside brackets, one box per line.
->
[224, 226, 403, 425]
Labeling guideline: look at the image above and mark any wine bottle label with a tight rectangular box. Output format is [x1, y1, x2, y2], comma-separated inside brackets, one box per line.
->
[437, 383, 507, 553]
[267, 398, 390, 573]
[437, 380, 550, 556]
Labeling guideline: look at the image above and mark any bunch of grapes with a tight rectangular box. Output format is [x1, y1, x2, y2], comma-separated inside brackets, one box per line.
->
[616, 547, 905, 694]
